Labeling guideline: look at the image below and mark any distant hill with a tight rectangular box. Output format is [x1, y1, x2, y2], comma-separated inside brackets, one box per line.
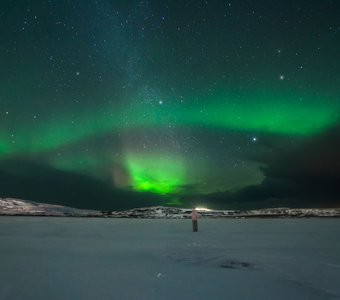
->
[0, 198, 101, 217]
[105, 206, 340, 218]
[1, 198, 339, 218]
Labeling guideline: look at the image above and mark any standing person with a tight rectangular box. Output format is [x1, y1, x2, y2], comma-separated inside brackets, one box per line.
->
[191, 208, 198, 232]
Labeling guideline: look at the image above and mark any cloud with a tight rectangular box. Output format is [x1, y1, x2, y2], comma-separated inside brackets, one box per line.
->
[184, 124, 340, 209]
[258, 124, 340, 205]
[1, 124, 339, 211]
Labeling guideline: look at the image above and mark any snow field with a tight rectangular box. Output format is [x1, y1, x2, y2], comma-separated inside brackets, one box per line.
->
[0, 217, 339, 299]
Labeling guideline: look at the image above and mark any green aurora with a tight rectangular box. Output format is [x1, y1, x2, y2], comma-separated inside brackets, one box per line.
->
[1, 88, 339, 195]
[2, 90, 339, 156]
[1, 89, 338, 195]
[124, 154, 185, 195]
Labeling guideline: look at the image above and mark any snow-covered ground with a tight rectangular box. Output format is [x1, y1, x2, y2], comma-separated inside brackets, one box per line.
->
[0, 217, 339, 300]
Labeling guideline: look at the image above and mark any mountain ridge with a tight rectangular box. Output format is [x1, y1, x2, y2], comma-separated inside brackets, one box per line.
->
[0, 198, 101, 217]
[1, 198, 340, 218]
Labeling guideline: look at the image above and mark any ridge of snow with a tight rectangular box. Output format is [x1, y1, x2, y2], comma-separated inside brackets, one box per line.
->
[1, 198, 340, 218]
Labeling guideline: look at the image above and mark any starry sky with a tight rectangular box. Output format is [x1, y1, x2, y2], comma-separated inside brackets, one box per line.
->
[0, 0, 339, 210]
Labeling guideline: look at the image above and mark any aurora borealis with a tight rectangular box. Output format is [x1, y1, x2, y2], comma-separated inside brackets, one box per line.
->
[0, 1, 339, 210]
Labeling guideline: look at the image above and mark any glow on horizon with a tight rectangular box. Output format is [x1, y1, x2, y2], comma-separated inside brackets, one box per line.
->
[195, 207, 212, 212]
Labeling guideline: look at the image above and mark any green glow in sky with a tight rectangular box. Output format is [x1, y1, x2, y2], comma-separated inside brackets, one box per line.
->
[1, 90, 339, 160]
[187, 92, 339, 135]
[125, 154, 185, 195]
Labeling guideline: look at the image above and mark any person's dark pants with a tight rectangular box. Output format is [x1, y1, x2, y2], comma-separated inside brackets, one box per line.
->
[192, 220, 198, 232]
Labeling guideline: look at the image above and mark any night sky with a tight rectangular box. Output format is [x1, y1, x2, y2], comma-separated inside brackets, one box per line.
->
[0, 0, 339, 210]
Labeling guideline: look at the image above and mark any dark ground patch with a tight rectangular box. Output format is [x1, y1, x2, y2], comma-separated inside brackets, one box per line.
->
[220, 260, 253, 269]
[164, 245, 254, 270]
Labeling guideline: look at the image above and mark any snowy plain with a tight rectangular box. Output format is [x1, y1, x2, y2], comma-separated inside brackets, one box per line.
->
[0, 217, 339, 300]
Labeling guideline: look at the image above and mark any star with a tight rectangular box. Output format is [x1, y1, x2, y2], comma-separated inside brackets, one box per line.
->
[279, 75, 285, 80]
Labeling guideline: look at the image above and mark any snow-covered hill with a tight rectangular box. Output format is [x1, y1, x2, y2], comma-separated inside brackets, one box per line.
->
[1, 198, 339, 218]
[0, 198, 101, 217]
[105, 206, 340, 218]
